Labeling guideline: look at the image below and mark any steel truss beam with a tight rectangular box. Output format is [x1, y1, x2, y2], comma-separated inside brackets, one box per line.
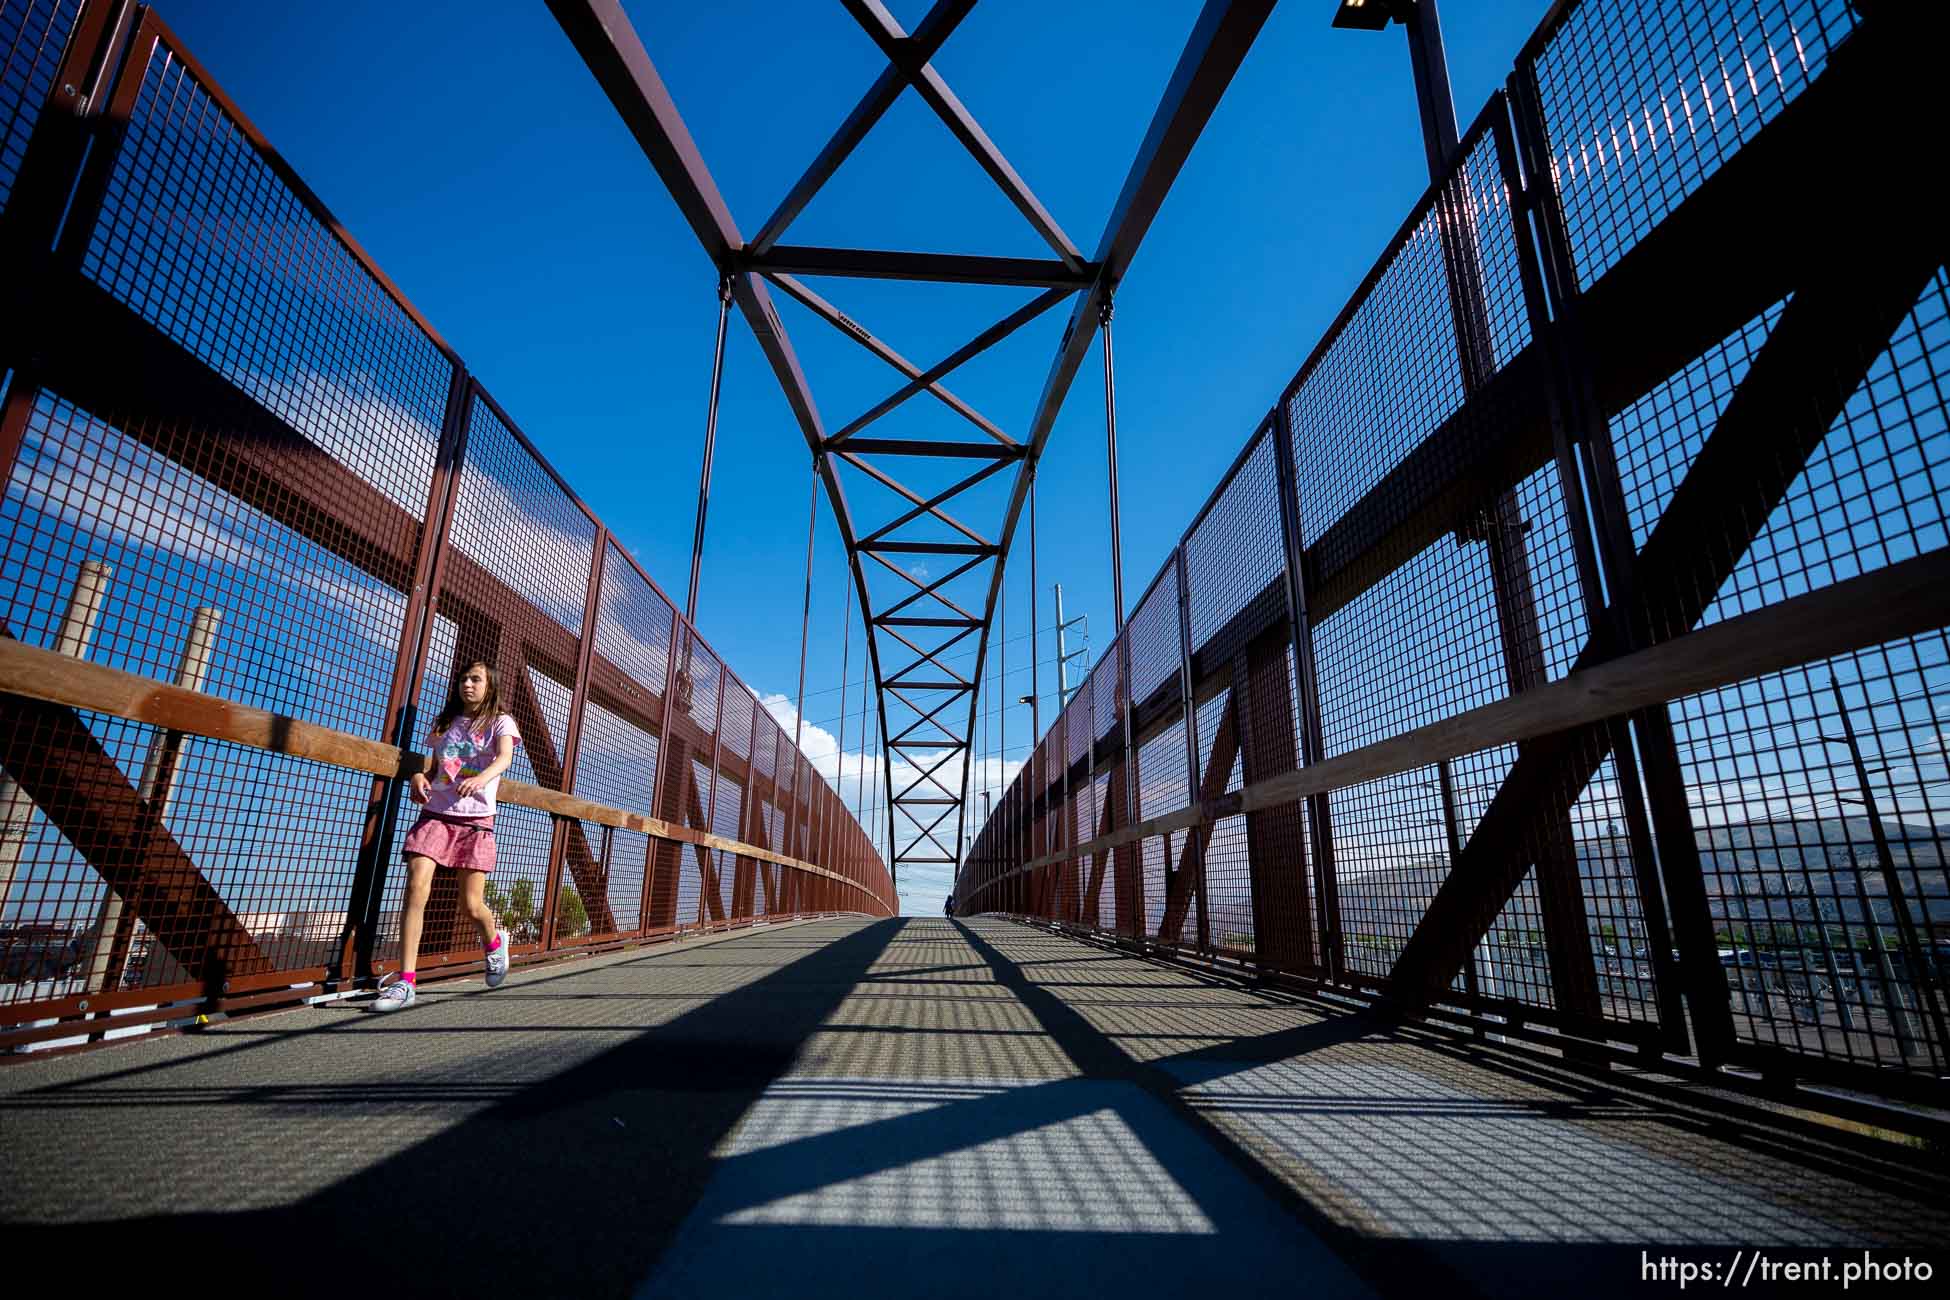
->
[751, 0, 976, 256]
[849, 453, 1011, 548]
[832, 286, 1073, 444]
[746, 247, 1092, 287]
[766, 271, 1015, 445]
[839, 0, 1083, 271]
[548, 0, 1273, 883]
[948, 0, 1278, 881]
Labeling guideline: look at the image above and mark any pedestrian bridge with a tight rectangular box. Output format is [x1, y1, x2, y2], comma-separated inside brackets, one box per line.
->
[2, 0, 1948, 1288]
[5, 917, 1944, 1297]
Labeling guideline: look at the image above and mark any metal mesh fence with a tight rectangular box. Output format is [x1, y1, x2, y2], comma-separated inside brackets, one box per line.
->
[1288, 196, 1465, 551]
[0, 4, 890, 1041]
[1332, 768, 1447, 983]
[80, 29, 449, 517]
[1314, 528, 1505, 757]
[0, 0, 82, 216]
[1531, 0, 1860, 289]
[955, 1, 1944, 1097]
[2, 395, 413, 735]
[1184, 429, 1284, 656]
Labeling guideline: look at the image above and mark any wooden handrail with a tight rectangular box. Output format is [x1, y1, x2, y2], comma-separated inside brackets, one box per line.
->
[0, 638, 887, 905]
[1006, 546, 1950, 875]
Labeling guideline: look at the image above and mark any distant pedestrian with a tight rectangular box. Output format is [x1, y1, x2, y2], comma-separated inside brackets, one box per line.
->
[371, 661, 520, 1013]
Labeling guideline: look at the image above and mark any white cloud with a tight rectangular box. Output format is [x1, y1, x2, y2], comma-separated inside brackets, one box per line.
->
[8, 413, 410, 663]
[759, 689, 1026, 914]
[245, 366, 441, 515]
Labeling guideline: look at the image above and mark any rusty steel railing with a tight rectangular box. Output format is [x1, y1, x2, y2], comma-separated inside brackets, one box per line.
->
[0, 1, 894, 1051]
[958, 0, 1950, 1104]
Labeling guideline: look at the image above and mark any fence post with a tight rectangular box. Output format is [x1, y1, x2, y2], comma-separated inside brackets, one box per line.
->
[0, 0, 133, 483]
[1269, 406, 1343, 981]
[1113, 631, 1141, 936]
[642, 602, 681, 932]
[1230, 618, 1313, 974]
[0, 1, 147, 939]
[695, 664, 723, 924]
[342, 364, 469, 980]
[1172, 547, 1211, 952]
[537, 526, 607, 949]
[1503, 66, 1726, 1062]
[735, 684, 760, 920]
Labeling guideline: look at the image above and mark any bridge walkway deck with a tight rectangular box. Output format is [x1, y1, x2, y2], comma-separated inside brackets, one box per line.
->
[2, 917, 1942, 1297]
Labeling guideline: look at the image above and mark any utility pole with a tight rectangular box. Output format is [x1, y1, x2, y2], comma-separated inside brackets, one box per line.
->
[1053, 584, 1088, 711]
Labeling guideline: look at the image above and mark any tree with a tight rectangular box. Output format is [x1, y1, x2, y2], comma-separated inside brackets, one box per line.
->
[485, 878, 539, 943]
[556, 886, 589, 939]
[481, 879, 586, 941]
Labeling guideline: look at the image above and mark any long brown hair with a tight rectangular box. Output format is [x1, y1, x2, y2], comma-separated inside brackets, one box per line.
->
[434, 660, 501, 734]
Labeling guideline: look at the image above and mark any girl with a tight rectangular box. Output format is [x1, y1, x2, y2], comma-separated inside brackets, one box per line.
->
[372, 660, 521, 1013]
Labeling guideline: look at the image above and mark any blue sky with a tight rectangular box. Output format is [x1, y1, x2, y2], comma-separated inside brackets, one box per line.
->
[117, 1, 1551, 911]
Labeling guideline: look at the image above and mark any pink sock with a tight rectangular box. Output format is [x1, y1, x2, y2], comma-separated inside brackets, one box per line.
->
[400, 971, 417, 985]
[486, 935, 502, 952]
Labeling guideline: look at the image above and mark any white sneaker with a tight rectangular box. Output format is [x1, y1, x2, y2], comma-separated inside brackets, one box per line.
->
[485, 930, 510, 989]
[372, 976, 416, 1014]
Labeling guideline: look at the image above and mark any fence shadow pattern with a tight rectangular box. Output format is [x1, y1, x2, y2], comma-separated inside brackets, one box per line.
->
[0, 1, 893, 1043]
[957, 0, 1948, 1100]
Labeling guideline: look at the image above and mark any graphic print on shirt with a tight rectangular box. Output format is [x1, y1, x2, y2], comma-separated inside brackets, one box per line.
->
[424, 714, 522, 818]
[437, 726, 488, 787]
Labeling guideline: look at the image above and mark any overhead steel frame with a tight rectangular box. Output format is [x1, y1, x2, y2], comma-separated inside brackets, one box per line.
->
[547, 0, 1275, 884]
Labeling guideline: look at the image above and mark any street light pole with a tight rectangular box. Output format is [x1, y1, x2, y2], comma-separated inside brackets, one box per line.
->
[1028, 469, 1042, 742]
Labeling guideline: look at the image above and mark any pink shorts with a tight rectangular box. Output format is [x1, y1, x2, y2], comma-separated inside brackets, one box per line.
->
[401, 811, 496, 874]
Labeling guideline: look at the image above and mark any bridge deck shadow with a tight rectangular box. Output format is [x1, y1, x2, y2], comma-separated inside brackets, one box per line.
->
[2, 918, 1943, 1298]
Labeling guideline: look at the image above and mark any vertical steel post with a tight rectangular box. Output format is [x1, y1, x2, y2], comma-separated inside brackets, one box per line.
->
[1270, 402, 1342, 980]
[704, 666, 726, 923]
[1028, 471, 1043, 743]
[1099, 296, 1142, 933]
[1504, 61, 1724, 1059]
[1493, 81, 1686, 1048]
[645, 601, 683, 932]
[686, 274, 734, 625]
[1231, 624, 1313, 973]
[854, 621, 871, 828]
[882, 701, 896, 897]
[344, 364, 470, 978]
[737, 677, 760, 920]
[1174, 546, 1210, 951]
[1101, 296, 1127, 633]
[1027, 471, 1042, 910]
[0, 1, 130, 434]
[1399, 3, 1599, 1018]
[792, 463, 819, 760]
[539, 525, 609, 949]
[1403, 0, 1459, 176]
[836, 566, 854, 817]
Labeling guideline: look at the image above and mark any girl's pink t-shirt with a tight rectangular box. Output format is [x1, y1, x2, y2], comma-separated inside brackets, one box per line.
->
[423, 713, 521, 818]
